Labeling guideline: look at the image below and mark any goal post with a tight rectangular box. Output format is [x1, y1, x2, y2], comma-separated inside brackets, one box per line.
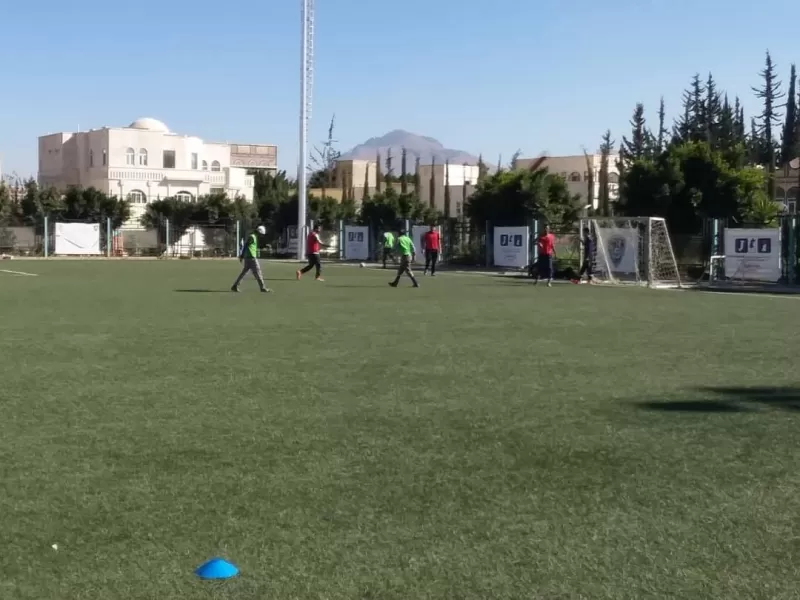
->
[582, 217, 682, 288]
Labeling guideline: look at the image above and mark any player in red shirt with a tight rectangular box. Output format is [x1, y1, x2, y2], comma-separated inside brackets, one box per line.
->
[535, 224, 556, 287]
[296, 224, 328, 282]
[422, 225, 441, 276]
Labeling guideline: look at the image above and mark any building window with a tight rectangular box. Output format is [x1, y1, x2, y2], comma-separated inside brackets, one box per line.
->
[102, 150, 107, 166]
[233, 160, 244, 166]
[788, 188, 799, 202]
[127, 190, 147, 204]
[202, 160, 208, 171]
[776, 187, 786, 201]
[175, 191, 193, 202]
[126, 148, 135, 165]
[89, 150, 94, 167]
[163, 150, 176, 169]
[569, 172, 581, 182]
[191, 153, 198, 170]
[139, 149, 148, 166]
[210, 187, 225, 195]
[211, 160, 221, 172]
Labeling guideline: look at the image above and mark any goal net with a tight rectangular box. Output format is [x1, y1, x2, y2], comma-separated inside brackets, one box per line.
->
[583, 217, 681, 288]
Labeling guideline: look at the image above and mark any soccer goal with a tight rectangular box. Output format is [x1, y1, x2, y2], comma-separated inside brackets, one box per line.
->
[582, 217, 682, 288]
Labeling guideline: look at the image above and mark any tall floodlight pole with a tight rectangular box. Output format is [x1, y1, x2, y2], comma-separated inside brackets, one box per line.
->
[297, 0, 315, 259]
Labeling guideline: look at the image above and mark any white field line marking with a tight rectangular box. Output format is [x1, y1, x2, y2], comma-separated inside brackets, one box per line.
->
[0, 269, 39, 277]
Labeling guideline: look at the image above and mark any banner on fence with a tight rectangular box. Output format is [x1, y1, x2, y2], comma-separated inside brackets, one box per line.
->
[412, 225, 440, 257]
[724, 228, 781, 281]
[54, 222, 101, 255]
[493, 226, 529, 268]
[344, 225, 369, 260]
[597, 227, 638, 274]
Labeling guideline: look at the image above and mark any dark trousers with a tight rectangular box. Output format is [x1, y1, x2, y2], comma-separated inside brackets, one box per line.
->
[535, 254, 554, 280]
[391, 256, 418, 286]
[579, 258, 593, 279]
[300, 253, 322, 277]
[233, 257, 265, 289]
[424, 250, 439, 274]
[382, 247, 394, 268]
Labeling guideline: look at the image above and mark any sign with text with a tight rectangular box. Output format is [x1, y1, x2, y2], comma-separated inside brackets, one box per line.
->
[493, 226, 529, 268]
[724, 228, 781, 281]
[344, 225, 369, 261]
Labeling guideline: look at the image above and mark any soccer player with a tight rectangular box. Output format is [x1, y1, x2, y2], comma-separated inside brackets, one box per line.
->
[389, 229, 419, 288]
[575, 227, 595, 284]
[231, 225, 271, 293]
[382, 229, 395, 268]
[422, 225, 441, 276]
[534, 224, 556, 287]
[296, 224, 328, 282]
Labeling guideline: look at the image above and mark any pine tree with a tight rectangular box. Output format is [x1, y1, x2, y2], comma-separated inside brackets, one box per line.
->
[461, 162, 469, 218]
[718, 94, 736, 153]
[656, 97, 668, 154]
[413, 156, 421, 194]
[780, 64, 797, 165]
[375, 151, 382, 193]
[733, 97, 746, 145]
[622, 103, 647, 163]
[400, 147, 408, 194]
[444, 160, 451, 217]
[673, 75, 706, 144]
[752, 51, 784, 198]
[429, 157, 436, 209]
[705, 73, 722, 146]
[477, 154, 488, 182]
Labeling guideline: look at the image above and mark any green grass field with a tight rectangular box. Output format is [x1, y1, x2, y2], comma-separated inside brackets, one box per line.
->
[2, 260, 800, 599]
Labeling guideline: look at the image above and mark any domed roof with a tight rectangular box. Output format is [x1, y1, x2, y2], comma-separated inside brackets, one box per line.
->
[128, 117, 169, 132]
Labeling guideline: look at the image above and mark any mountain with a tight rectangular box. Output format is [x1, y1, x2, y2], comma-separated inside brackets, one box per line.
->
[339, 130, 480, 169]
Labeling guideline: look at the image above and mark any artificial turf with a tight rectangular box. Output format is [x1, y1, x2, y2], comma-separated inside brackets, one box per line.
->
[1, 260, 800, 599]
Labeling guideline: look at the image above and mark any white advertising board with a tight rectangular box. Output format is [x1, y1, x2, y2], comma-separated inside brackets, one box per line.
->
[344, 225, 369, 260]
[54, 222, 101, 255]
[412, 225, 440, 256]
[724, 228, 781, 282]
[493, 226, 529, 268]
[597, 227, 638, 274]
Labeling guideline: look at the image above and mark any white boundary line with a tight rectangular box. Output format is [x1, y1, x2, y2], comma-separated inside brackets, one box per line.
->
[0, 269, 39, 277]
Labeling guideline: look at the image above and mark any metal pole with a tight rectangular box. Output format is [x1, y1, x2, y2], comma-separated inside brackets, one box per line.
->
[43, 215, 49, 257]
[297, 0, 314, 260]
[165, 218, 170, 258]
[106, 217, 112, 257]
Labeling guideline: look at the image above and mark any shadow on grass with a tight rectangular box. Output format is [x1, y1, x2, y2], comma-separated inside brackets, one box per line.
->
[636, 386, 800, 413]
[174, 289, 230, 293]
[691, 285, 800, 296]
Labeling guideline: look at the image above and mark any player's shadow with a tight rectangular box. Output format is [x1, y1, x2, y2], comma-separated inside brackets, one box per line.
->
[636, 386, 800, 413]
[174, 289, 229, 293]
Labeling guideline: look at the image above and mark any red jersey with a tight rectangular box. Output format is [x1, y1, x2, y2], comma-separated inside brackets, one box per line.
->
[307, 232, 321, 254]
[423, 230, 440, 251]
[537, 233, 555, 256]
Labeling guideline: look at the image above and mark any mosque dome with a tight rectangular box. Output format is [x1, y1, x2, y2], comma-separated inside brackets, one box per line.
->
[127, 118, 169, 133]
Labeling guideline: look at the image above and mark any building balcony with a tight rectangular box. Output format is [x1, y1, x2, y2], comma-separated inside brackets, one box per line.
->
[107, 168, 228, 185]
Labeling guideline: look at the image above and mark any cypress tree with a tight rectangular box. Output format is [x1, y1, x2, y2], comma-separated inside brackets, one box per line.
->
[477, 154, 488, 182]
[362, 163, 370, 201]
[444, 160, 451, 218]
[656, 97, 668, 154]
[429, 157, 436, 209]
[780, 64, 797, 165]
[705, 73, 722, 146]
[599, 131, 615, 216]
[375, 151, 382, 192]
[400, 147, 408, 194]
[384, 148, 394, 185]
[413, 156, 421, 194]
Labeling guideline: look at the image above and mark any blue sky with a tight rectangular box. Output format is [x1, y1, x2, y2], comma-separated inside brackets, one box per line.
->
[1, 0, 798, 178]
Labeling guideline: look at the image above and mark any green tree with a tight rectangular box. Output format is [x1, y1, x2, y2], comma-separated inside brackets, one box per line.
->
[622, 103, 648, 164]
[598, 130, 615, 216]
[704, 73, 722, 145]
[465, 167, 580, 229]
[780, 63, 798, 165]
[413, 156, 421, 193]
[444, 160, 451, 217]
[140, 197, 196, 244]
[61, 186, 131, 229]
[362, 162, 370, 201]
[254, 170, 293, 235]
[308, 115, 339, 198]
[19, 179, 62, 225]
[375, 151, 382, 193]
[384, 148, 394, 185]
[656, 97, 668, 154]
[752, 51, 784, 199]
[400, 147, 408, 194]
[477, 154, 488, 183]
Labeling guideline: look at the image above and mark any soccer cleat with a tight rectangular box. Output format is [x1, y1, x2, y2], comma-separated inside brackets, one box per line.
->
[295, 270, 302, 280]
[388, 282, 398, 287]
[315, 277, 325, 282]
[231, 285, 239, 292]
[260, 288, 272, 293]
[547, 281, 553, 287]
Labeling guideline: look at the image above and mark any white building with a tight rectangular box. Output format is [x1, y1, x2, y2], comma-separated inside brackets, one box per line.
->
[38, 117, 277, 225]
[516, 154, 620, 209]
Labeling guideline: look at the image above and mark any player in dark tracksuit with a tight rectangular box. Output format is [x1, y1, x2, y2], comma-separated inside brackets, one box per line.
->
[577, 227, 595, 283]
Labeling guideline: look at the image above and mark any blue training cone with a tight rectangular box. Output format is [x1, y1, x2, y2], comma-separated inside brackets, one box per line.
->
[195, 557, 239, 580]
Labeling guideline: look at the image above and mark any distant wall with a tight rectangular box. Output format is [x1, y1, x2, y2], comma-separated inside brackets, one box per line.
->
[0, 226, 37, 253]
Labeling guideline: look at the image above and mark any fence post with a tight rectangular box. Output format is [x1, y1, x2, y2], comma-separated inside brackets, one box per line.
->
[44, 215, 49, 257]
[106, 217, 112, 257]
[165, 218, 170, 258]
[338, 220, 344, 259]
[236, 220, 241, 258]
[789, 216, 797, 285]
